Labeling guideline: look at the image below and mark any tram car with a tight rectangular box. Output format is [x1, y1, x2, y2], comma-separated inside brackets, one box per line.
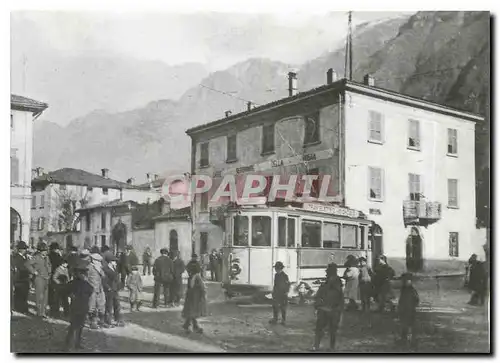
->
[217, 202, 373, 300]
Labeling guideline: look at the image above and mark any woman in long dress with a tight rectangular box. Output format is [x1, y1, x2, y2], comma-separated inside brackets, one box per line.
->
[182, 261, 207, 333]
[342, 255, 360, 311]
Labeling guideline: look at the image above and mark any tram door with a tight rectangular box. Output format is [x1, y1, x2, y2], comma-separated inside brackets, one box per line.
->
[274, 215, 299, 283]
[249, 215, 274, 287]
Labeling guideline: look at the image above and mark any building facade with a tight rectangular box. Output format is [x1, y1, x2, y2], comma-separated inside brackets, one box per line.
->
[11, 95, 48, 245]
[186, 72, 484, 275]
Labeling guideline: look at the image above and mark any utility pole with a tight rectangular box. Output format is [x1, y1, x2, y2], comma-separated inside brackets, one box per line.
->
[344, 11, 353, 80]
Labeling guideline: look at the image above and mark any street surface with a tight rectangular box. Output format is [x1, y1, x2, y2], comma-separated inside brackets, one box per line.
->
[11, 276, 490, 353]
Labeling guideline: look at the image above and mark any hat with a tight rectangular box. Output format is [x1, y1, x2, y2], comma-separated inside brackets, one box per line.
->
[50, 242, 61, 250]
[74, 259, 90, 271]
[126, 245, 133, 250]
[131, 265, 139, 271]
[70, 246, 78, 252]
[16, 241, 28, 250]
[91, 253, 103, 261]
[104, 251, 117, 262]
[80, 249, 90, 256]
[160, 248, 168, 255]
[358, 257, 367, 263]
[191, 253, 198, 259]
[37, 242, 48, 251]
[90, 246, 101, 254]
[401, 272, 413, 281]
[274, 261, 284, 269]
[101, 245, 110, 253]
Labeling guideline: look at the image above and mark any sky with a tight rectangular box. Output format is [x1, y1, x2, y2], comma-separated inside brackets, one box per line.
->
[11, 11, 410, 71]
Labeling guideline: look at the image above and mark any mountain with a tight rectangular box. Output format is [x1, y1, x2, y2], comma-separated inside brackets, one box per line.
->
[32, 11, 490, 226]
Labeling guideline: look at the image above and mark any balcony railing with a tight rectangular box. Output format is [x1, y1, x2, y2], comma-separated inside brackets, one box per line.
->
[403, 200, 442, 226]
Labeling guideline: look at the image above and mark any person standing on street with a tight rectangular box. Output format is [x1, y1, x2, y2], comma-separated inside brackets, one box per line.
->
[468, 256, 487, 306]
[170, 250, 186, 307]
[209, 249, 219, 281]
[372, 255, 395, 312]
[12, 241, 31, 314]
[152, 248, 173, 308]
[142, 247, 153, 276]
[48, 242, 64, 317]
[358, 257, 373, 312]
[126, 266, 143, 311]
[342, 255, 360, 311]
[118, 246, 132, 288]
[66, 246, 79, 280]
[87, 253, 107, 329]
[26, 242, 52, 318]
[182, 261, 206, 334]
[52, 260, 70, 317]
[102, 254, 124, 326]
[64, 259, 93, 351]
[310, 263, 344, 352]
[397, 272, 420, 349]
[269, 261, 290, 325]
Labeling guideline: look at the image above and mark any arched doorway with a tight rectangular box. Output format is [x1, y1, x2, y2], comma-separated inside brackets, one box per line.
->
[10, 208, 22, 244]
[406, 227, 423, 271]
[170, 230, 179, 252]
[112, 222, 127, 254]
[369, 223, 383, 267]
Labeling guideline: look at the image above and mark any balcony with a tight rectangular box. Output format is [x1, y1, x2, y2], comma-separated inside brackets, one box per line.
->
[403, 200, 442, 227]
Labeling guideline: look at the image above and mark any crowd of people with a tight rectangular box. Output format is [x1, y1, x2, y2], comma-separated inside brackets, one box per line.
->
[11, 241, 208, 351]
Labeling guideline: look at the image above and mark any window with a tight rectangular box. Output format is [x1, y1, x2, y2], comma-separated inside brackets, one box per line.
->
[94, 236, 98, 245]
[448, 179, 459, 208]
[200, 232, 208, 254]
[409, 173, 422, 201]
[447, 128, 458, 155]
[233, 216, 249, 246]
[37, 217, 45, 231]
[368, 167, 384, 201]
[101, 235, 106, 247]
[323, 222, 340, 248]
[252, 216, 271, 246]
[11, 114, 14, 129]
[342, 224, 357, 248]
[262, 124, 275, 154]
[360, 226, 366, 249]
[31, 195, 37, 209]
[102, 188, 108, 195]
[30, 237, 34, 248]
[302, 220, 322, 247]
[200, 142, 209, 167]
[449, 232, 459, 257]
[278, 217, 296, 248]
[304, 112, 320, 145]
[60, 184, 67, 191]
[40, 195, 45, 209]
[10, 152, 19, 185]
[227, 135, 237, 162]
[368, 111, 384, 143]
[101, 212, 107, 230]
[408, 119, 421, 149]
[85, 213, 91, 231]
[200, 191, 209, 211]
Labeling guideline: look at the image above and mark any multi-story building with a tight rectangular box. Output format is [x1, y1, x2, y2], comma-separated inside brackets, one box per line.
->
[31, 167, 160, 250]
[186, 71, 484, 275]
[11, 94, 48, 245]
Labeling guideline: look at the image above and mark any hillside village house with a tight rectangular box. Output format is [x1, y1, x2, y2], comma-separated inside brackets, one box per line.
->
[11, 94, 48, 245]
[186, 70, 484, 275]
[30, 168, 160, 250]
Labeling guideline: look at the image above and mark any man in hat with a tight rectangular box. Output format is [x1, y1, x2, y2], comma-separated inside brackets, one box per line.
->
[310, 263, 344, 351]
[372, 255, 395, 312]
[11, 241, 31, 314]
[87, 252, 107, 329]
[397, 272, 419, 348]
[269, 261, 290, 325]
[65, 259, 93, 351]
[49, 242, 64, 317]
[102, 253, 124, 326]
[66, 246, 79, 280]
[169, 250, 186, 307]
[26, 242, 52, 318]
[152, 248, 174, 308]
[119, 245, 138, 288]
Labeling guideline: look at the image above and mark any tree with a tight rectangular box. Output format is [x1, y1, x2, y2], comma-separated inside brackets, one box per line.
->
[51, 188, 87, 232]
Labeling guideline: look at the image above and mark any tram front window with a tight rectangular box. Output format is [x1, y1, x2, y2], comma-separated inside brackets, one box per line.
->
[301, 220, 321, 247]
[234, 215, 249, 246]
[252, 216, 271, 247]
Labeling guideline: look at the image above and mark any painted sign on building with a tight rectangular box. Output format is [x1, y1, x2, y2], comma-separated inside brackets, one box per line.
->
[303, 203, 360, 219]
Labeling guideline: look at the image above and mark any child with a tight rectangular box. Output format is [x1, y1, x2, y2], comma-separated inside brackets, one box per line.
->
[310, 263, 344, 352]
[64, 260, 93, 351]
[269, 261, 290, 325]
[182, 262, 206, 334]
[398, 272, 419, 349]
[126, 266, 143, 311]
[52, 260, 70, 317]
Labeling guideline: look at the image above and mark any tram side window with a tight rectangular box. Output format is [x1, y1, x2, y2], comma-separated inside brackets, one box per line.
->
[342, 224, 358, 248]
[252, 216, 271, 246]
[360, 226, 365, 249]
[323, 222, 340, 248]
[287, 218, 295, 247]
[301, 220, 321, 247]
[278, 217, 287, 247]
[234, 216, 249, 246]
[278, 217, 296, 248]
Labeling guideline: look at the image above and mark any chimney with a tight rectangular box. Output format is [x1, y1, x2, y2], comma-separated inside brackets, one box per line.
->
[288, 72, 298, 97]
[225, 110, 232, 118]
[247, 102, 252, 111]
[126, 177, 135, 185]
[363, 74, 375, 87]
[327, 69, 337, 84]
[101, 168, 109, 178]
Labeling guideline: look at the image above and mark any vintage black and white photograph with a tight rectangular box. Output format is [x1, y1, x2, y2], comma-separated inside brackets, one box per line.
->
[9, 7, 490, 353]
